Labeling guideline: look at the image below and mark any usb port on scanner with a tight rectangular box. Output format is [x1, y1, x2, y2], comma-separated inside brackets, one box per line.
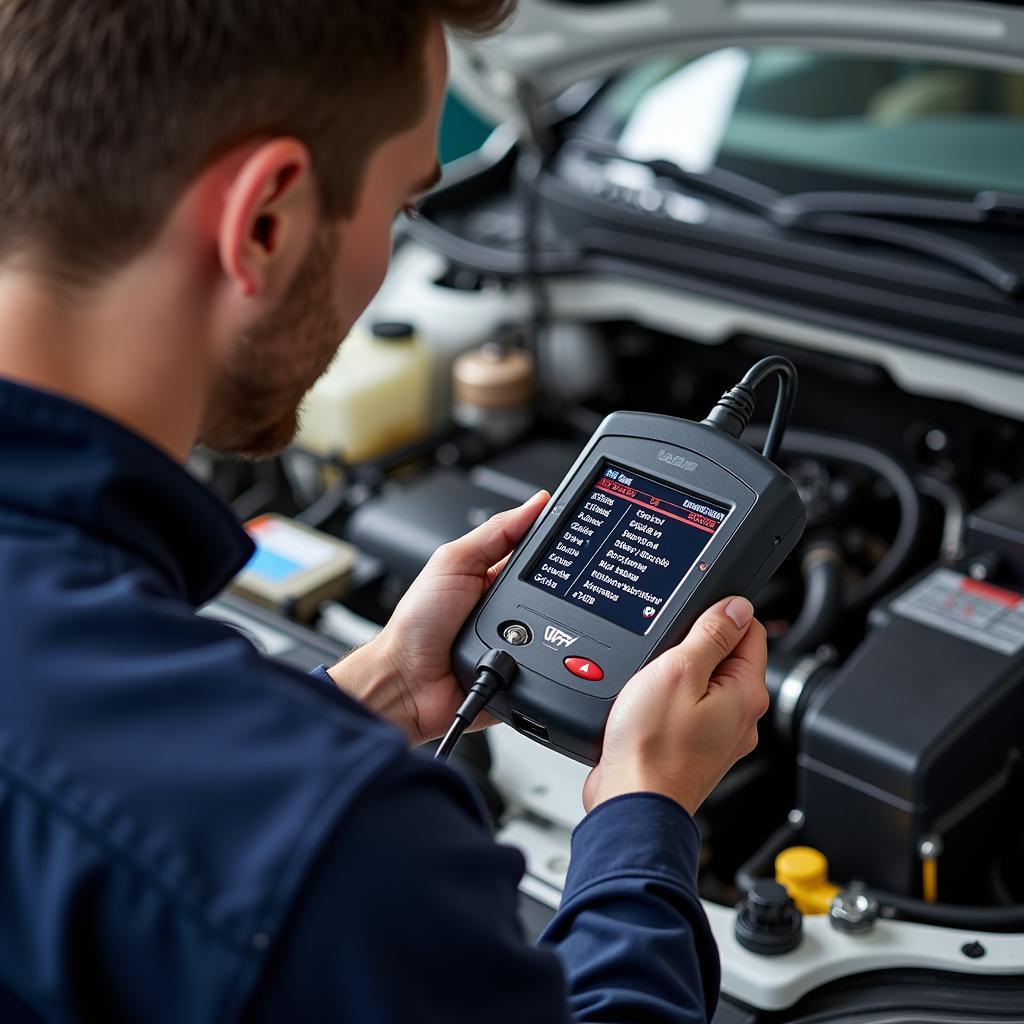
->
[509, 709, 550, 744]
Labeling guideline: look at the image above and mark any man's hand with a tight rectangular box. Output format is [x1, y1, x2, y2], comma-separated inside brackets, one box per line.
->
[584, 597, 769, 817]
[329, 491, 550, 745]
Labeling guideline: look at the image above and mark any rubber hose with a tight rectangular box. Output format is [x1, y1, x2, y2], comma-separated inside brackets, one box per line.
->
[763, 651, 835, 745]
[778, 542, 845, 654]
[864, 887, 1024, 933]
[744, 427, 921, 609]
[916, 473, 968, 564]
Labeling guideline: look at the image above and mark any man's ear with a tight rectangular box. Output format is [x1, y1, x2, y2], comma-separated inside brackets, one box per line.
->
[218, 138, 318, 300]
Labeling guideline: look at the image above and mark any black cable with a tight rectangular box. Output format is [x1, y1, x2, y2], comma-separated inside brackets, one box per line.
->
[435, 650, 519, 763]
[743, 357, 798, 463]
[519, 146, 551, 363]
[735, 821, 800, 896]
[702, 356, 798, 464]
[515, 78, 558, 413]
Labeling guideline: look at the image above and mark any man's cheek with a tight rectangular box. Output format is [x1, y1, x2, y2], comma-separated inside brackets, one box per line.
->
[361, 226, 394, 300]
[337, 233, 391, 318]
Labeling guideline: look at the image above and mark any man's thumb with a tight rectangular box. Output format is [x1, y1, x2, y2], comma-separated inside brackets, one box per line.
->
[679, 597, 754, 679]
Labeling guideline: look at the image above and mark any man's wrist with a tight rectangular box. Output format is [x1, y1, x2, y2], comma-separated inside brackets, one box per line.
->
[327, 634, 418, 744]
[587, 763, 701, 818]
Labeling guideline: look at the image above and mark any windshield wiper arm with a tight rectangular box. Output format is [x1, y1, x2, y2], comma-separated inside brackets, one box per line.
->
[775, 189, 1024, 228]
[773, 190, 1024, 296]
[566, 134, 1023, 296]
[776, 210, 1022, 295]
[568, 132, 783, 215]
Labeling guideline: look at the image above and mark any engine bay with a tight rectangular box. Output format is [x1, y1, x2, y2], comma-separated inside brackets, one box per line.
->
[197, 11, 1024, 1011]
[201, 253, 1024, 913]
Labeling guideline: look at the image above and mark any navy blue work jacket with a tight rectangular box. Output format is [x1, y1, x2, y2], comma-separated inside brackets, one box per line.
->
[0, 378, 719, 1022]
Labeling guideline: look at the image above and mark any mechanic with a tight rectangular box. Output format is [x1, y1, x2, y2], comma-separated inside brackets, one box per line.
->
[0, 3, 769, 1022]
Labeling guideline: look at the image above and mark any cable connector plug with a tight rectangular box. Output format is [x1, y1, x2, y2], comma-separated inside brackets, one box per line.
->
[702, 356, 798, 464]
[702, 382, 757, 440]
[435, 650, 518, 762]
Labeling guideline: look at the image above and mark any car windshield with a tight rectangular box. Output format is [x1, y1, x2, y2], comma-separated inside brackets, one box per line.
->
[585, 47, 1024, 196]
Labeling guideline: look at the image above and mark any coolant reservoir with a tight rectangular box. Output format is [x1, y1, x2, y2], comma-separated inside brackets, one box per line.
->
[298, 321, 430, 463]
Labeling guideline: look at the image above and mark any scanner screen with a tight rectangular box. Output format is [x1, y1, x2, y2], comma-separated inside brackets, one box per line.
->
[525, 463, 732, 635]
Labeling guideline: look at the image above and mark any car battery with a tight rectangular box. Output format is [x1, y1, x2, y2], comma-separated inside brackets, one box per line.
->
[798, 566, 1024, 902]
[231, 515, 358, 624]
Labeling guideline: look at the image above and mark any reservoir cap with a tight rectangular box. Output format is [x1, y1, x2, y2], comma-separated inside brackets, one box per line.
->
[775, 846, 840, 916]
[371, 321, 416, 342]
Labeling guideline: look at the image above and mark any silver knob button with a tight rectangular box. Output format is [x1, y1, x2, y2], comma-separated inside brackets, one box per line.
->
[502, 623, 532, 646]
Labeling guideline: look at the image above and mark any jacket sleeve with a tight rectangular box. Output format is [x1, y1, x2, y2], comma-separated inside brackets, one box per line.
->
[244, 750, 718, 1024]
[541, 792, 720, 1023]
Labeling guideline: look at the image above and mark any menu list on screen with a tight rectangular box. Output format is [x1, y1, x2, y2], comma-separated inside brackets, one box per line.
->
[526, 464, 732, 634]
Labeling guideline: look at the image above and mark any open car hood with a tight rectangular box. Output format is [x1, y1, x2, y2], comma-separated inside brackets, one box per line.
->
[450, 0, 1024, 125]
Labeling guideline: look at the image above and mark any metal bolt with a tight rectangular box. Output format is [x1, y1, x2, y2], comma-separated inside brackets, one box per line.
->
[787, 808, 806, 828]
[967, 554, 1001, 582]
[919, 836, 944, 860]
[829, 888, 880, 936]
[962, 941, 986, 959]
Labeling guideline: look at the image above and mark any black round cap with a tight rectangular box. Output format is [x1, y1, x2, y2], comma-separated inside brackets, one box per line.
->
[735, 880, 803, 956]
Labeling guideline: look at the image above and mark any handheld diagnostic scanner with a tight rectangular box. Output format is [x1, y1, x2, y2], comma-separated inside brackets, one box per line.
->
[439, 357, 807, 766]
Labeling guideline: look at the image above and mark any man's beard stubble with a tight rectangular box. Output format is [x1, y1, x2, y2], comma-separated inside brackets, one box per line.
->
[200, 229, 345, 460]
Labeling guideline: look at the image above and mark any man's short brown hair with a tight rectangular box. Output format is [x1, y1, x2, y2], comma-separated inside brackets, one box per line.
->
[0, 1, 513, 281]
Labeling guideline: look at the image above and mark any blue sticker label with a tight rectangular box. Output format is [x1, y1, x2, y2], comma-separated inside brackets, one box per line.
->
[245, 548, 303, 583]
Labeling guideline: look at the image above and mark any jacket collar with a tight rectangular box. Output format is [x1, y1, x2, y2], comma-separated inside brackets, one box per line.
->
[0, 377, 254, 606]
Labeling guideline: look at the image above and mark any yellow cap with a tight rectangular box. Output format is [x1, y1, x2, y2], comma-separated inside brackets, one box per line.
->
[775, 846, 840, 916]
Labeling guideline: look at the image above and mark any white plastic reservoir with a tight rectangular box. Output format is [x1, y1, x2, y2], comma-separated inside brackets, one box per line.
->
[298, 321, 430, 463]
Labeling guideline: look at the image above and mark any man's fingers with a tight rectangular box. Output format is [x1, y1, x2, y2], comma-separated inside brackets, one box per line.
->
[486, 554, 512, 587]
[627, 598, 757, 703]
[678, 597, 755, 681]
[434, 491, 549, 578]
[614, 598, 761, 708]
[714, 620, 769, 717]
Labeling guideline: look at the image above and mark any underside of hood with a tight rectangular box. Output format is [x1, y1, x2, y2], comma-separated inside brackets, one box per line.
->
[450, 0, 1024, 125]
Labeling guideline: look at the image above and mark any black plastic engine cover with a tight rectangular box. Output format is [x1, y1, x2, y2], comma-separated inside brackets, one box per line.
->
[798, 566, 1024, 901]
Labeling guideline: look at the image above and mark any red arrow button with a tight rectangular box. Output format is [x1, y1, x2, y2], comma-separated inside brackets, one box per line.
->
[564, 657, 605, 682]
